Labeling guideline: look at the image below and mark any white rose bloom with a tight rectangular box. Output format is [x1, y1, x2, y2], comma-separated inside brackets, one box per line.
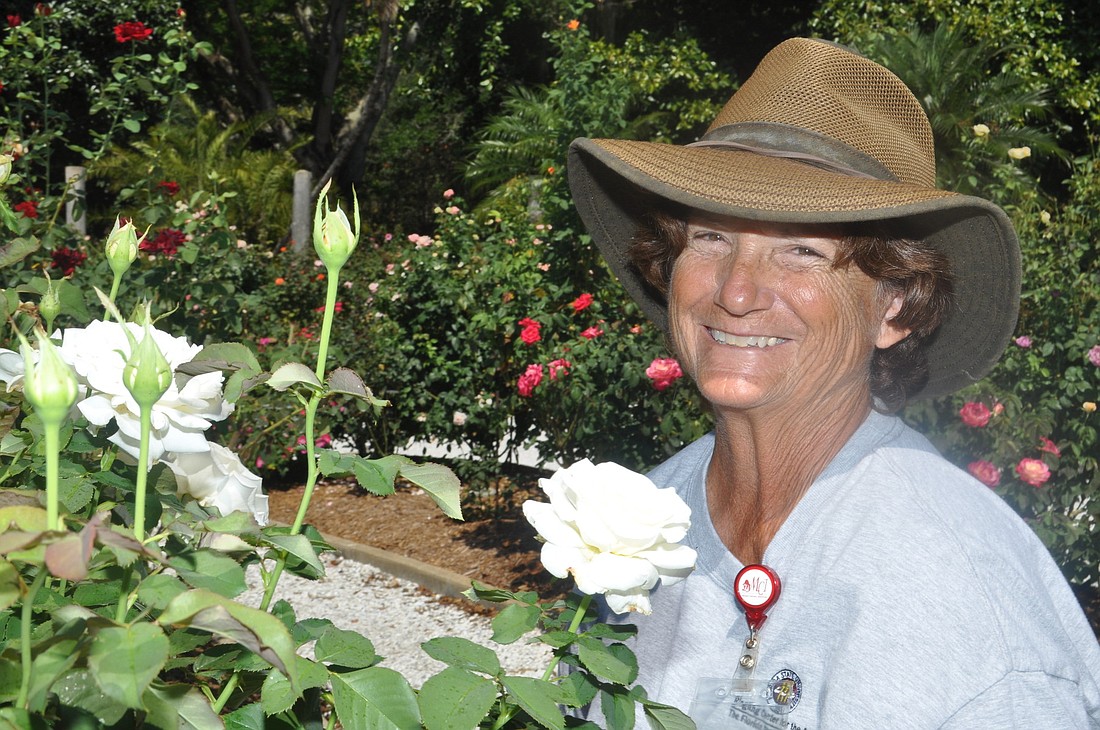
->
[522, 459, 697, 614]
[0, 348, 30, 391]
[164, 442, 268, 526]
[55, 320, 233, 464]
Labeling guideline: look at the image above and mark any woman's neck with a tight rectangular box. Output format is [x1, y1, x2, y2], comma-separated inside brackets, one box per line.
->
[706, 396, 872, 564]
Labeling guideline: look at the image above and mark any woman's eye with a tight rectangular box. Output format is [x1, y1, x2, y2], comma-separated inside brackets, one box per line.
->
[793, 245, 825, 258]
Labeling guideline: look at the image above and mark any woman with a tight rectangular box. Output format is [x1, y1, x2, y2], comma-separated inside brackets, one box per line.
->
[567, 38, 1100, 728]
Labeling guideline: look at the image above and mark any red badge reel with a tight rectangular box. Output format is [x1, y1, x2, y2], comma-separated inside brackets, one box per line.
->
[734, 564, 781, 633]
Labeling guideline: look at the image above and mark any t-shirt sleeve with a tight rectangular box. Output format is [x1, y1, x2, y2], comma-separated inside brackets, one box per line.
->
[941, 670, 1098, 729]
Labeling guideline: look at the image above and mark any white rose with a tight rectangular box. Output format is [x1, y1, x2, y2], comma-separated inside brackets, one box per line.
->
[522, 459, 697, 614]
[56, 320, 233, 464]
[164, 442, 268, 526]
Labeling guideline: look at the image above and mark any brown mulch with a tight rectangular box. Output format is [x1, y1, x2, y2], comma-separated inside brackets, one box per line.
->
[266, 476, 562, 604]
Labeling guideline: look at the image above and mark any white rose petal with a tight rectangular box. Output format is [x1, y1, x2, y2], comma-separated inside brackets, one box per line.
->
[0, 349, 27, 390]
[523, 458, 697, 614]
[164, 442, 268, 526]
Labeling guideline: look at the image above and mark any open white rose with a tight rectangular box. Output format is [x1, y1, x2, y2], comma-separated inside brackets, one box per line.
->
[163, 442, 268, 526]
[55, 320, 233, 464]
[522, 459, 697, 614]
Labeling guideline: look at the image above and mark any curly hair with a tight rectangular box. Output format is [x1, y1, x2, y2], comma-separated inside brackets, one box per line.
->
[629, 210, 954, 412]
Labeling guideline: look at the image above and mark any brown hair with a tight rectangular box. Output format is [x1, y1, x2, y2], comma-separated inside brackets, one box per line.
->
[630, 210, 954, 412]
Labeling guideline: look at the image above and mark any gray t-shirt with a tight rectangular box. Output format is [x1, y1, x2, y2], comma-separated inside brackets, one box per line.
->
[589, 411, 1100, 728]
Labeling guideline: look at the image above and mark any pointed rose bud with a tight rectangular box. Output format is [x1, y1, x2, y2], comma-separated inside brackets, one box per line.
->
[39, 272, 61, 332]
[123, 321, 172, 410]
[22, 329, 79, 424]
[105, 216, 142, 279]
[312, 181, 360, 272]
[0, 155, 12, 185]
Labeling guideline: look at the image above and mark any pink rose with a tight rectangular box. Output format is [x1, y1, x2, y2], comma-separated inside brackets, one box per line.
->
[443, 188, 455, 199]
[580, 326, 604, 340]
[548, 358, 571, 380]
[1089, 345, 1100, 367]
[966, 460, 1001, 488]
[1014, 336, 1032, 348]
[1015, 458, 1051, 487]
[518, 317, 541, 345]
[517, 364, 543, 397]
[571, 293, 594, 313]
[646, 358, 684, 391]
[959, 402, 992, 428]
[1038, 436, 1061, 457]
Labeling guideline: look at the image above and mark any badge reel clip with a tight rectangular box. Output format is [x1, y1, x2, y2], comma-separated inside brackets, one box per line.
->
[691, 565, 791, 729]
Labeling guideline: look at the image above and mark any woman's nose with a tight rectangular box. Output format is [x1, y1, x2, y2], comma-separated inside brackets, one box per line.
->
[715, 251, 774, 315]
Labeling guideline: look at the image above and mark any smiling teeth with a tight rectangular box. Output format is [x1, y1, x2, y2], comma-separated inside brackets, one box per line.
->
[708, 328, 785, 348]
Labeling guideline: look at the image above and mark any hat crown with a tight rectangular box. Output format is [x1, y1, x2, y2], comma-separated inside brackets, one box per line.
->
[707, 38, 937, 188]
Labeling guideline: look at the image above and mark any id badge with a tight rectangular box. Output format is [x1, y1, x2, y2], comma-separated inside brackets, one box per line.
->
[690, 676, 796, 729]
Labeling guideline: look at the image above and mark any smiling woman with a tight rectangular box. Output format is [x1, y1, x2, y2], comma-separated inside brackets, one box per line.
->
[566, 36, 1100, 728]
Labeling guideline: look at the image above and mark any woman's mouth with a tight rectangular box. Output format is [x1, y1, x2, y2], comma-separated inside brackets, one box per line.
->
[707, 328, 786, 348]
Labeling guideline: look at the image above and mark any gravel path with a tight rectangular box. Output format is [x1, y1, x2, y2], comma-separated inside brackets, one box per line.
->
[239, 554, 553, 687]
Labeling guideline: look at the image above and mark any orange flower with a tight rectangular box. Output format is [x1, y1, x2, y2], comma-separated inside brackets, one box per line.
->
[566, 19, 580, 30]
[316, 274, 325, 281]
[274, 277, 286, 285]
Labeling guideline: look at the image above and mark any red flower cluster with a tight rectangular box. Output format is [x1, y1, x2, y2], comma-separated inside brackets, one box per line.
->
[156, 180, 180, 196]
[140, 227, 185, 256]
[114, 20, 153, 43]
[518, 317, 541, 345]
[51, 246, 87, 276]
[13, 200, 38, 219]
[7, 15, 21, 28]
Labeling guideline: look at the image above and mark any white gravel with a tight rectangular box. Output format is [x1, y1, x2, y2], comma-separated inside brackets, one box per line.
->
[239, 554, 553, 687]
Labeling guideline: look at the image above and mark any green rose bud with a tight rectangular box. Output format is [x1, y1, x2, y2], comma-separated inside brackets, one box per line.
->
[105, 216, 142, 279]
[0, 155, 12, 186]
[39, 272, 61, 333]
[23, 329, 79, 425]
[312, 181, 360, 272]
[123, 321, 172, 410]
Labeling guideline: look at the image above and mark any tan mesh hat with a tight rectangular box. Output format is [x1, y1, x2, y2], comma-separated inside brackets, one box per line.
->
[567, 37, 1021, 400]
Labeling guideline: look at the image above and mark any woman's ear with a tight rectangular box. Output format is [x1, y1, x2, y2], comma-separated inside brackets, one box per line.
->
[876, 294, 911, 349]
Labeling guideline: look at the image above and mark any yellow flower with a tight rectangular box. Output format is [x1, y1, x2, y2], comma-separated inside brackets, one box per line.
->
[1084, 402, 1097, 413]
[1040, 210, 1051, 225]
[972, 123, 990, 138]
[1008, 146, 1032, 160]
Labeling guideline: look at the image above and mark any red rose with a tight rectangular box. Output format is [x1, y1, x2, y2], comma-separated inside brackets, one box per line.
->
[14, 200, 39, 218]
[966, 460, 1001, 488]
[959, 401, 992, 428]
[518, 317, 541, 345]
[7, 15, 21, 28]
[517, 364, 543, 397]
[646, 357, 684, 391]
[156, 180, 180, 196]
[34, 4, 52, 16]
[580, 326, 604, 340]
[1037, 436, 1061, 457]
[547, 358, 571, 380]
[140, 227, 185, 257]
[1015, 458, 1051, 487]
[571, 292, 594, 312]
[114, 21, 153, 43]
[51, 246, 87, 276]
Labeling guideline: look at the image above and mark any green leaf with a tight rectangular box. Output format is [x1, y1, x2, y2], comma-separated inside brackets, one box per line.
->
[168, 548, 247, 597]
[158, 588, 299, 687]
[53, 669, 129, 725]
[261, 657, 330, 715]
[397, 461, 463, 520]
[501, 675, 566, 730]
[121, 118, 140, 133]
[0, 559, 20, 612]
[267, 362, 323, 393]
[0, 237, 39, 268]
[318, 451, 397, 496]
[330, 667, 421, 730]
[142, 682, 223, 729]
[260, 531, 325, 579]
[420, 636, 501, 676]
[600, 686, 636, 730]
[538, 630, 576, 649]
[491, 603, 540, 644]
[28, 637, 80, 712]
[576, 637, 637, 685]
[641, 697, 697, 730]
[188, 342, 262, 376]
[223, 702, 266, 730]
[557, 670, 599, 709]
[87, 623, 170, 709]
[463, 581, 532, 604]
[136, 573, 188, 611]
[327, 367, 389, 410]
[44, 526, 95, 581]
[418, 667, 497, 730]
[315, 625, 379, 668]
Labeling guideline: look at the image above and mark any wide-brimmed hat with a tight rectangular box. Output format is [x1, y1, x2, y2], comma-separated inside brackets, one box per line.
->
[567, 37, 1020, 400]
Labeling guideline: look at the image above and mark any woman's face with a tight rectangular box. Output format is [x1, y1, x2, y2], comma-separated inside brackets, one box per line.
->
[668, 212, 908, 415]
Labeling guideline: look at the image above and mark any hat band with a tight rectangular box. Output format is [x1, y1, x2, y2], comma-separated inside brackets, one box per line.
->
[689, 121, 900, 182]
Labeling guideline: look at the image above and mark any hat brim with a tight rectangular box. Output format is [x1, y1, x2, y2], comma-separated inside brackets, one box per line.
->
[568, 137, 1021, 401]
